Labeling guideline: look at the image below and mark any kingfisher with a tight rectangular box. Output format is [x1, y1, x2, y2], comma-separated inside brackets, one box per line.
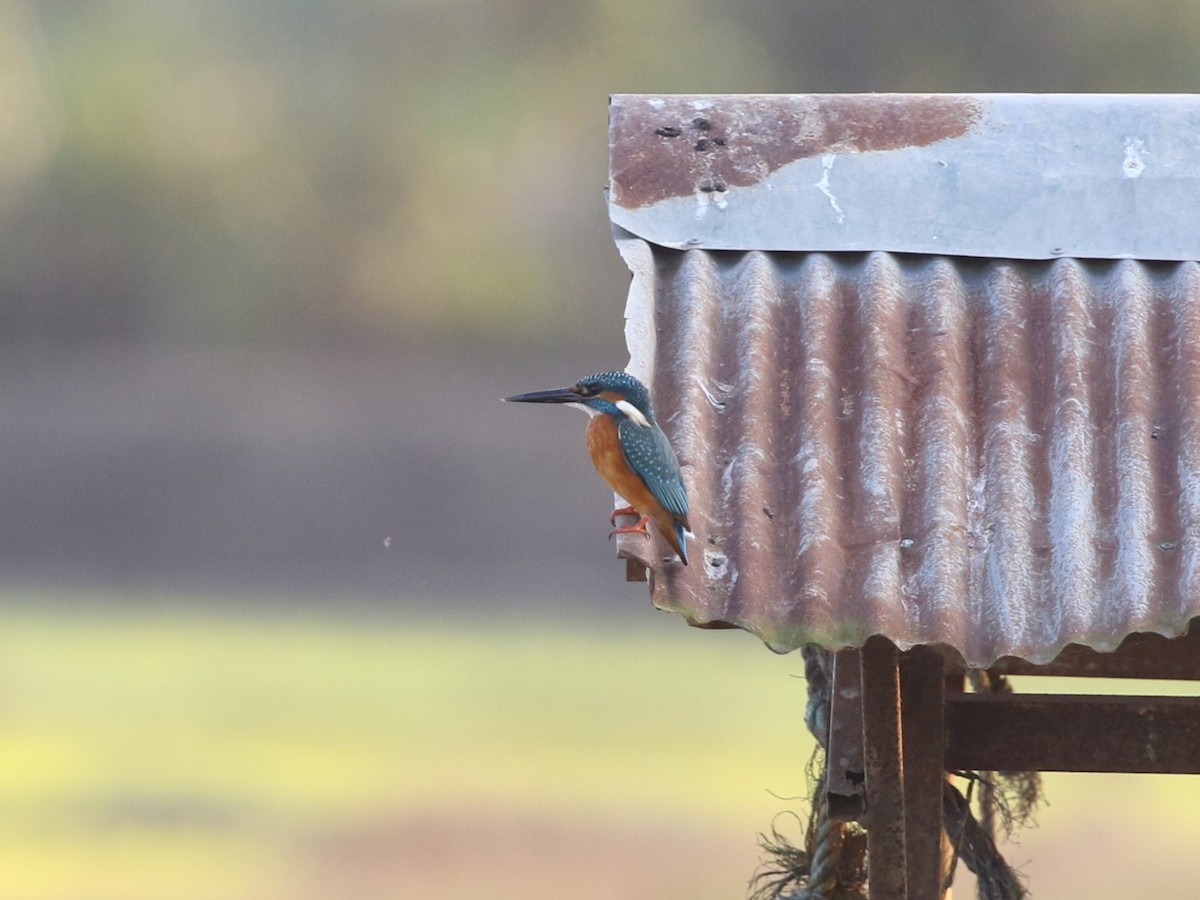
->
[505, 371, 690, 565]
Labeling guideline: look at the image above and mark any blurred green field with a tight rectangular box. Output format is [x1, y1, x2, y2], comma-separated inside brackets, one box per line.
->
[0, 590, 1198, 899]
[0, 591, 816, 900]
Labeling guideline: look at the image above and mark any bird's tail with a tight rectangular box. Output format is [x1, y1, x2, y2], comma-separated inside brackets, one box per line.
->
[670, 520, 689, 566]
[649, 511, 689, 565]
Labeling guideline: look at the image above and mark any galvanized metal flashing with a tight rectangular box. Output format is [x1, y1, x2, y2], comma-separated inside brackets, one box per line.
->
[610, 93, 1200, 261]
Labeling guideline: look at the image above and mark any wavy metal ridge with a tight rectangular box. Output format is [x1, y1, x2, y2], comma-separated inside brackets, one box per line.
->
[621, 248, 1200, 665]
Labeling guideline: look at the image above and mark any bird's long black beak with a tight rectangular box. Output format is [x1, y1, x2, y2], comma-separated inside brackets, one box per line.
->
[504, 387, 579, 404]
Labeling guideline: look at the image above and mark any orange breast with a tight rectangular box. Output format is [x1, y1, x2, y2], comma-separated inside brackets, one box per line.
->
[585, 414, 660, 517]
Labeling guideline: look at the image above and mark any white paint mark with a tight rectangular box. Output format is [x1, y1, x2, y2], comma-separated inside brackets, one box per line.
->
[693, 377, 726, 410]
[1123, 137, 1146, 178]
[814, 153, 845, 224]
[703, 550, 736, 585]
[704, 550, 727, 575]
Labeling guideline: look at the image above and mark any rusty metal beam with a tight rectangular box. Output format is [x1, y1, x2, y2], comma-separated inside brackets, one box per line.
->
[827, 648, 866, 821]
[946, 693, 1200, 773]
[860, 636, 907, 899]
[899, 647, 946, 898]
[624, 557, 648, 582]
[988, 624, 1200, 680]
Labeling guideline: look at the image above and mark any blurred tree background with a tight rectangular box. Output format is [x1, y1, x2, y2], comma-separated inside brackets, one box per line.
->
[4, 2, 1200, 898]
[4, 0, 1200, 600]
[11, 0, 1200, 351]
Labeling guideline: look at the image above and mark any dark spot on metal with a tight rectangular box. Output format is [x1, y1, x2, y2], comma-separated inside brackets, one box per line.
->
[1051, 247, 1065, 256]
[655, 125, 682, 138]
[763, 506, 774, 520]
[697, 178, 726, 193]
[707, 536, 717, 544]
[1152, 424, 1163, 440]
[611, 94, 986, 209]
[846, 770, 865, 788]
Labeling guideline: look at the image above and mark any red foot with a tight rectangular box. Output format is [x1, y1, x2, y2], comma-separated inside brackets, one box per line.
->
[609, 505, 639, 526]
[608, 509, 650, 540]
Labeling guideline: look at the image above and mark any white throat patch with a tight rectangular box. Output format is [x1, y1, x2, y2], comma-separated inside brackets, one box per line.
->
[566, 401, 600, 418]
[616, 399, 650, 428]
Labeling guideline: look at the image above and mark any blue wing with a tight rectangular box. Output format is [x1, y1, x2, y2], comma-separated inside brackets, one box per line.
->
[617, 418, 690, 524]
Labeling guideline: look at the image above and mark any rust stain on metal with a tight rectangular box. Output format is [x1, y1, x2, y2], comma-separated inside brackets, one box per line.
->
[989, 625, 1200, 679]
[946, 693, 1200, 773]
[610, 94, 983, 209]
[859, 636, 908, 895]
[827, 649, 866, 819]
[621, 247, 1200, 666]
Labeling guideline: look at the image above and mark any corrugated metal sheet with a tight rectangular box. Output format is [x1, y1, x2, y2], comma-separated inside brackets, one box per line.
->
[607, 94, 1200, 665]
[616, 245, 1200, 665]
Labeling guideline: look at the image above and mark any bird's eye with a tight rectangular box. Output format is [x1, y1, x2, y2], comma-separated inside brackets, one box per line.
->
[574, 383, 599, 397]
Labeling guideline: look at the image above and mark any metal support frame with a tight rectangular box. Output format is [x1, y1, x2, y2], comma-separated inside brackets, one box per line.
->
[824, 622, 1200, 898]
[853, 638, 948, 899]
[860, 636, 907, 897]
[898, 646, 946, 897]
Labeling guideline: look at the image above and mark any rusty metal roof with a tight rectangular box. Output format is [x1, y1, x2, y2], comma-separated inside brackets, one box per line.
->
[610, 93, 1200, 260]
[607, 94, 1200, 666]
